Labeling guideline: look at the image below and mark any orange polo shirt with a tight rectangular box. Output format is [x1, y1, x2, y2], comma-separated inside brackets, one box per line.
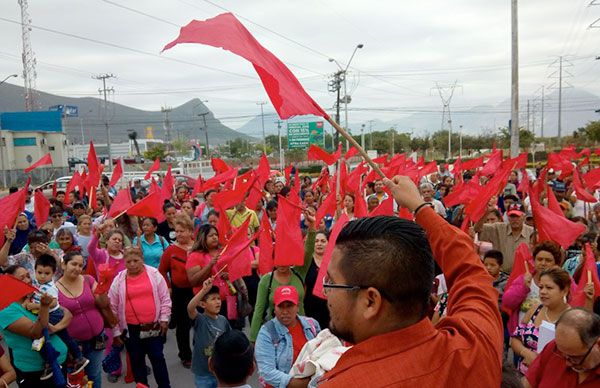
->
[319, 206, 503, 387]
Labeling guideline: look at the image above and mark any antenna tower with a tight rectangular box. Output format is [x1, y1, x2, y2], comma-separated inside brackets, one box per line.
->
[18, 0, 38, 111]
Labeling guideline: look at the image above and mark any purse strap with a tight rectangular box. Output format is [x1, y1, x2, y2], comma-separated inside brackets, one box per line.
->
[125, 275, 145, 325]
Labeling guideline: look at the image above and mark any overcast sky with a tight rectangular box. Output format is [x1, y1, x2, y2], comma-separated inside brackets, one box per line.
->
[1, 0, 599, 130]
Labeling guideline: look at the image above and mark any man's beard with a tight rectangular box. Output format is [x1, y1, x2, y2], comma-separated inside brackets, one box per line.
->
[329, 321, 356, 345]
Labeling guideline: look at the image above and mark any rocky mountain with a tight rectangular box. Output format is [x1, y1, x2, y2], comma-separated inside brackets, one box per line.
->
[0, 83, 253, 145]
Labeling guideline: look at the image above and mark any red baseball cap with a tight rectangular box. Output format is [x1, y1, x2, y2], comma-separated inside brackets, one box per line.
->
[274, 286, 298, 306]
[506, 204, 525, 217]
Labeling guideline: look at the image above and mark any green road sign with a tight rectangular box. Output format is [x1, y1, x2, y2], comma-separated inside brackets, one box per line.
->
[287, 121, 324, 149]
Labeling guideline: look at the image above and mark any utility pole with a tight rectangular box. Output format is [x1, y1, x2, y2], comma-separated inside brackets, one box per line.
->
[548, 56, 572, 142]
[390, 126, 396, 155]
[275, 119, 284, 168]
[93, 73, 115, 170]
[368, 120, 375, 150]
[197, 112, 210, 159]
[459, 125, 463, 159]
[526, 99, 530, 132]
[257, 102, 267, 154]
[161, 106, 172, 153]
[541, 86, 545, 138]
[510, 0, 519, 158]
[361, 124, 366, 150]
[432, 81, 461, 161]
[328, 71, 343, 147]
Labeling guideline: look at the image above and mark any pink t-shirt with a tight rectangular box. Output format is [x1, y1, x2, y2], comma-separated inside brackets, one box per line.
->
[58, 275, 104, 341]
[186, 251, 228, 299]
[125, 269, 157, 325]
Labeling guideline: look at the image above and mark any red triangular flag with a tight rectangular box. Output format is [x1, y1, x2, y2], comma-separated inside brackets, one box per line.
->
[216, 204, 232, 245]
[307, 144, 337, 165]
[461, 156, 484, 171]
[108, 189, 134, 218]
[202, 168, 239, 191]
[216, 218, 254, 281]
[480, 149, 503, 176]
[161, 165, 175, 203]
[274, 196, 304, 266]
[126, 190, 163, 218]
[256, 154, 271, 187]
[315, 192, 337, 228]
[0, 183, 29, 246]
[211, 157, 232, 174]
[546, 184, 565, 217]
[571, 243, 600, 307]
[24, 153, 52, 173]
[465, 161, 515, 222]
[344, 146, 359, 160]
[109, 159, 124, 187]
[213, 174, 256, 211]
[87, 142, 101, 188]
[583, 167, 600, 190]
[34, 190, 51, 227]
[353, 189, 368, 218]
[502, 243, 533, 314]
[258, 213, 274, 275]
[163, 13, 328, 120]
[313, 213, 349, 299]
[572, 169, 597, 203]
[443, 180, 481, 208]
[64, 171, 82, 206]
[144, 158, 161, 180]
[0, 275, 37, 310]
[191, 174, 205, 198]
[368, 196, 394, 217]
[246, 182, 265, 213]
[372, 154, 389, 164]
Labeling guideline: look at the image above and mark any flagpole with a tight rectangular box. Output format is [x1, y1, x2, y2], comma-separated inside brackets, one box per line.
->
[326, 116, 386, 178]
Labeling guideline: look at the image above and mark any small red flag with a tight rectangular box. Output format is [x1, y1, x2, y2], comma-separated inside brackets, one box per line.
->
[307, 144, 338, 166]
[0, 275, 37, 310]
[502, 153, 527, 170]
[211, 158, 232, 174]
[191, 174, 205, 198]
[109, 159, 123, 187]
[108, 189, 134, 218]
[144, 158, 161, 180]
[313, 213, 349, 299]
[274, 196, 304, 266]
[64, 171, 82, 206]
[258, 213, 274, 275]
[443, 180, 481, 208]
[126, 190, 163, 218]
[202, 168, 239, 191]
[215, 204, 232, 245]
[24, 153, 53, 173]
[213, 174, 256, 211]
[161, 165, 175, 203]
[583, 167, 600, 190]
[0, 182, 29, 246]
[34, 190, 51, 227]
[344, 146, 359, 160]
[465, 161, 515, 222]
[368, 196, 394, 217]
[216, 218, 254, 281]
[163, 13, 328, 120]
[315, 192, 336, 228]
[246, 182, 265, 212]
[461, 156, 484, 171]
[571, 243, 600, 307]
[546, 184, 565, 217]
[572, 169, 597, 203]
[87, 142, 101, 188]
[353, 189, 368, 218]
[372, 154, 389, 164]
[418, 161, 438, 179]
[502, 243, 533, 314]
[256, 154, 271, 187]
[480, 149, 503, 176]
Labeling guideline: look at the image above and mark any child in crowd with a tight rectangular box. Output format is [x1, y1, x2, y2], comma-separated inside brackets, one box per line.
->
[25, 254, 89, 379]
[209, 330, 254, 388]
[187, 277, 231, 388]
[483, 249, 509, 308]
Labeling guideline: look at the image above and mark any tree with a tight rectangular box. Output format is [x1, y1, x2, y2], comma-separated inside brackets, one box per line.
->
[144, 143, 166, 161]
[171, 139, 191, 157]
[498, 127, 535, 149]
[584, 121, 600, 143]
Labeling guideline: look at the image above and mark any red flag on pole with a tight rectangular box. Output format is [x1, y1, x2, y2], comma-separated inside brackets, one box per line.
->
[24, 153, 53, 173]
[313, 213, 349, 299]
[315, 192, 336, 228]
[108, 189, 134, 218]
[353, 189, 368, 218]
[109, 159, 123, 187]
[163, 13, 328, 120]
[583, 167, 600, 190]
[202, 168, 239, 191]
[144, 159, 161, 180]
[461, 156, 484, 171]
[211, 158, 232, 174]
[0, 275, 37, 310]
[126, 190, 163, 218]
[571, 243, 600, 307]
[465, 161, 515, 222]
[274, 196, 304, 266]
[64, 171, 82, 206]
[368, 196, 394, 217]
[256, 154, 271, 187]
[480, 149, 503, 176]
[215, 204, 232, 245]
[216, 218, 254, 281]
[161, 165, 175, 203]
[572, 169, 597, 203]
[258, 213, 274, 275]
[502, 243, 533, 314]
[87, 142, 101, 188]
[546, 184, 565, 217]
[34, 190, 51, 227]
[344, 146, 359, 160]
[307, 144, 338, 165]
[0, 182, 29, 246]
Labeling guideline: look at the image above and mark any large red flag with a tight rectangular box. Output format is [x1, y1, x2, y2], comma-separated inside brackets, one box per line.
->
[571, 243, 600, 307]
[216, 218, 253, 281]
[0, 275, 37, 310]
[418, 161, 438, 179]
[108, 189, 134, 218]
[87, 142, 101, 188]
[502, 153, 527, 170]
[144, 158, 161, 180]
[307, 144, 338, 165]
[109, 159, 123, 187]
[465, 161, 515, 222]
[313, 213, 349, 299]
[24, 153, 53, 173]
[547, 152, 574, 178]
[572, 169, 597, 203]
[480, 149, 503, 176]
[163, 13, 328, 120]
[246, 182, 265, 213]
[34, 190, 51, 227]
[211, 158, 232, 174]
[368, 196, 394, 217]
[213, 174, 256, 211]
[315, 192, 337, 228]
[258, 213, 274, 275]
[443, 180, 481, 208]
[126, 190, 163, 218]
[0, 182, 29, 246]
[274, 196, 304, 266]
[161, 165, 175, 203]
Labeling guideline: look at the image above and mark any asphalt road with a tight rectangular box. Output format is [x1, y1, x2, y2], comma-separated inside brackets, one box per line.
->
[101, 326, 261, 388]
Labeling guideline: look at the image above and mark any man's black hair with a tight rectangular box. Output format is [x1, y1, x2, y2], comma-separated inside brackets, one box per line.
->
[8, 187, 18, 194]
[266, 200, 278, 211]
[483, 249, 504, 266]
[201, 285, 221, 301]
[336, 216, 435, 320]
[35, 254, 57, 273]
[211, 330, 254, 385]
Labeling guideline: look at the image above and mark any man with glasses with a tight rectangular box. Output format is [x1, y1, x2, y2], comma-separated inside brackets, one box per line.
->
[525, 308, 600, 387]
[318, 176, 503, 387]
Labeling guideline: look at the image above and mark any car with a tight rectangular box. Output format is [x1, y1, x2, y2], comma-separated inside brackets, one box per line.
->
[35, 176, 72, 198]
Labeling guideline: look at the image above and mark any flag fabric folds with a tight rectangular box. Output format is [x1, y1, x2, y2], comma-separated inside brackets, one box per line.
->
[0, 183, 29, 246]
[126, 190, 163, 219]
[307, 144, 339, 165]
[109, 159, 123, 187]
[87, 142, 101, 189]
[571, 243, 600, 307]
[274, 196, 304, 266]
[108, 189, 134, 218]
[144, 159, 161, 180]
[34, 190, 51, 227]
[0, 275, 37, 310]
[258, 214, 274, 275]
[313, 213, 349, 299]
[24, 153, 53, 173]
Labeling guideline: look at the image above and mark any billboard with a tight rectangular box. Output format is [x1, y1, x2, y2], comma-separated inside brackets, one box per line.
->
[287, 121, 324, 149]
[49, 105, 79, 117]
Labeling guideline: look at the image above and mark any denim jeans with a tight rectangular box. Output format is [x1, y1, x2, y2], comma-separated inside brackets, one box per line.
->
[48, 308, 83, 360]
[194, 374, 217, 388]
[79, 337, 103, 388]
[124, 324, 171, 388]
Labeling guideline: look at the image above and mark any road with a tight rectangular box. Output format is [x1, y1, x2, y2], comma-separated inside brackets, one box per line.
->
[101, 326, 261, 388]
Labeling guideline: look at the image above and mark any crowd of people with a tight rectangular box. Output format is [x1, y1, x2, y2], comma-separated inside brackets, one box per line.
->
[0, 153, 598, 388]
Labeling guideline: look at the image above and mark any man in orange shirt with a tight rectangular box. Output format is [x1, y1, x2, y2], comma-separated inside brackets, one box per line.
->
[319, 176, 503, 387]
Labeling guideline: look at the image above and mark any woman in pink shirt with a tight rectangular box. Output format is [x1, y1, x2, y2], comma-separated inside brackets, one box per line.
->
[108, 246, 172, 388]
[87, 227, 126, 277]
[56, 251, 106, 388]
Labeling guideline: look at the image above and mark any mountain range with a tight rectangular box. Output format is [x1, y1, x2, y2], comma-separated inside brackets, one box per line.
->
[0, 82, 253, 145]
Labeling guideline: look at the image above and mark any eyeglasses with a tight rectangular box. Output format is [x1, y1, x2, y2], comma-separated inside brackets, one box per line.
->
[322, 274, 393, 301]
[552, 339, 598, 366]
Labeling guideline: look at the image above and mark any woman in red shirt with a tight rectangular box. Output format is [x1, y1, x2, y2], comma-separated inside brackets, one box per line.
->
[158, 214, 195, 369]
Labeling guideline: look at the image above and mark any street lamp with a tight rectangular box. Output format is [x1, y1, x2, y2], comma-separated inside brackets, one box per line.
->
[0, 74, 17, 86]
[329, 44, 364, 150]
